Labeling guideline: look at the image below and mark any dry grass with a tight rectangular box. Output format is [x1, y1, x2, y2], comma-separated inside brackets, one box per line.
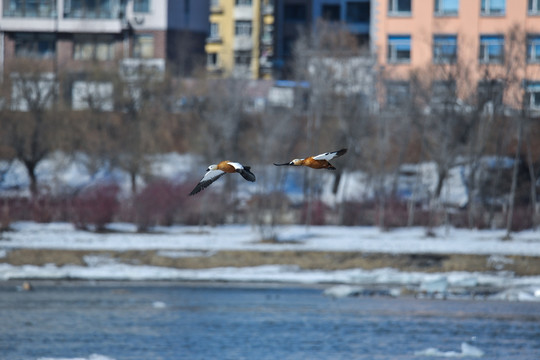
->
[3, 249, 540, 276]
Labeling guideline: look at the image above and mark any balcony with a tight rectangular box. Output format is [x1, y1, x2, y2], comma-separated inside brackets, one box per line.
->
[260, 59, 273, 74]
[234, 36, 253, 50]
[232, 65, 252, 79]
[263, 4, 274, 15]
[234, 6, 253, 20]
[206, 36, 223, 44]
[210, 4, 224, 13]
[261, 35, 273, 46]
[120, 58, 165, 80]
[207, 64, 223, 75]
[0, 17, 125, 33]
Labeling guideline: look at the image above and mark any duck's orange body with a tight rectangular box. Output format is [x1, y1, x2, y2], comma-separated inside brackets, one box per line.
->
[217, 161, 237, 173]
[300, 157, 336, 169]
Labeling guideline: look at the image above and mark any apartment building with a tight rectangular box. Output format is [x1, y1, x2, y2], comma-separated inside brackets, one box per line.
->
[206, 0, 275, 79]
[272, 0, 371, 79]
[374, 0, 540, 112]
[0, 0, 208, 109]
[312, 0, 370, 43]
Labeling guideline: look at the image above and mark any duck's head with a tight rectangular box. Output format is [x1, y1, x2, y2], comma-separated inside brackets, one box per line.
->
[290, 159, 303, 166]
[206, 164, 218, 172]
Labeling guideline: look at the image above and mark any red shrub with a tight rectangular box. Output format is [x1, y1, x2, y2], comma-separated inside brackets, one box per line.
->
[341, 201, 376, 226]
[72, 183, 120, 232]
[300, 200, 328, 225]
[133, 179, 186, 231]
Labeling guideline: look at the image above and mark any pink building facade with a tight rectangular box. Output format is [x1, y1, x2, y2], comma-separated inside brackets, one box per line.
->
[373, 0, 540, 111]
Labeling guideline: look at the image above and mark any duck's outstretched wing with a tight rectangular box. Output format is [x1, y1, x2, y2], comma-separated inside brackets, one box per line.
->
[312, 148, 348, 161]
[227, 162, 256, 182]
[237, 166, 256, 182]
[273, 162, 292, 166]
[189, 169, 226, 196]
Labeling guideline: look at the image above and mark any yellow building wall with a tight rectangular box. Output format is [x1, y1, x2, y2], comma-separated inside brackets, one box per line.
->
[206, 0, 273, 79]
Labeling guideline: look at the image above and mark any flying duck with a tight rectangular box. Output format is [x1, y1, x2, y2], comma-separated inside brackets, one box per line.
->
[274, 148, 347, 170]
[189, 161, 256, 195]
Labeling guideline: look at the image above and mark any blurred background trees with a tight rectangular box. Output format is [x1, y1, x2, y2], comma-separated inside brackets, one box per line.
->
[0, 22, 539, 234]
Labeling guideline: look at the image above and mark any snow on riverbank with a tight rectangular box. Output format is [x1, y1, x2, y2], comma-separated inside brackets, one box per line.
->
[1, 222, 540, 301]
[2, 221, 540, 255]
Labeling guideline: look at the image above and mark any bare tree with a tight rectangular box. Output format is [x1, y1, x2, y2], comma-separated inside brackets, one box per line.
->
[0, 60, 67, 197]
[111, 65, 173, 195]
[292, 20, 375, 225]
[501, 25, 540, 237]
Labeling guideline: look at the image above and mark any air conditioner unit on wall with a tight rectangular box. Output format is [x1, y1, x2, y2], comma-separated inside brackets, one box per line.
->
[133, 15, 145, 24]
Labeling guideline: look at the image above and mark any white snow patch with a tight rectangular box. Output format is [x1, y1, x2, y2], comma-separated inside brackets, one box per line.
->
[156, 250, 216, 258]
[3, 223, 540, 256]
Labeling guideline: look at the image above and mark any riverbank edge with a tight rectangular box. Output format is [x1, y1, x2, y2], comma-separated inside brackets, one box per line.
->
[2, 248, 540, 276]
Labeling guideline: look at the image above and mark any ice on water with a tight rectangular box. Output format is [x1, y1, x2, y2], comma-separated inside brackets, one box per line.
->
[38, 355, 115, 360]
[414, 342, 485, 358]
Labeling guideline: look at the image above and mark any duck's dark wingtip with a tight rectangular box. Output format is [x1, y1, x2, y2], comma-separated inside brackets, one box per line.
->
[238, 168, 256, 182]
[274, 162, 290, 166]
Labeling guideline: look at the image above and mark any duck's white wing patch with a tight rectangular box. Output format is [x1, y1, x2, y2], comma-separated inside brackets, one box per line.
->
[227, 162, 244, 170]
[312, 149, 347, 161]
[313, 151, 337, 161]
[200, 169, 225, 182]
[189, 169, 226, 195]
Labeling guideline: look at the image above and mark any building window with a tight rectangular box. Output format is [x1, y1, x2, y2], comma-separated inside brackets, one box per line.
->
[207, 53, 219, 67]
[434, 0, 458, 15]
[477, 80, 503, 109]
[433, 35, 457, 63]
[73, 35, 115, 61]
[387, 35, 411, 63]
[209, 23, 219, 38]
[3, 0, 56, 17]
[386, 81, 410, 108]
[235, 21, 252, 36]
[529, 0, 540, 14]
[527, 35, 540, 62]
[235, 0, 252, 6]
[525, 81, 540, 110]
[133, 34, 154, 58]
[72, 81, 114, 111]
[388, 0, 411, 15]
[64, 0, 116, 18]
[346, 2, 370, 23]
[284, 4, 306, 22]
[234, 50, 251, 66]
[322, 4, 341, 21]
[14, 33, 56, 59]
[431, 80, 456, 109]
[481, 0, 505, 16]
[133, 0, 150, 13]
[479, 35, 504, 64]
[262, 24, 273, 45]
[11, 73, 57, 111]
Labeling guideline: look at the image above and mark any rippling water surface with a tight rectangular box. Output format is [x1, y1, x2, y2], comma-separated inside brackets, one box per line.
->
[1, 282, 539, 360]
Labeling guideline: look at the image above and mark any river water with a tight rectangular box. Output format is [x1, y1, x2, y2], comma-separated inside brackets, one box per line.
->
[1, 281, 539, 360]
